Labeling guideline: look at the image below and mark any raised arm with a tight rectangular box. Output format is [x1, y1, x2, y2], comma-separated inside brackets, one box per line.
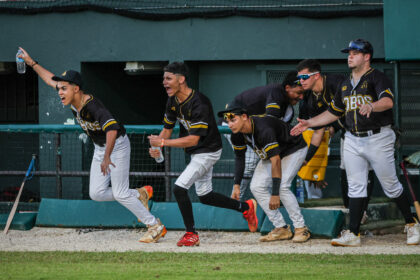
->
[291, 110, 339, 136]
[18, 47, 57, 89]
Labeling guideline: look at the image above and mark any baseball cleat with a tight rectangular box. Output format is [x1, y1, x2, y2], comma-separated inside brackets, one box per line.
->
[331, 230, 361, 247]
[259, 225, 292, 242]
[177, 232, 200, 247]
[405, 220, 420, 245]
[137, 185, 153, 210]
[292, 226, 311, 243]
[243, 199, 258, 232]
[139, 219, 167, 243]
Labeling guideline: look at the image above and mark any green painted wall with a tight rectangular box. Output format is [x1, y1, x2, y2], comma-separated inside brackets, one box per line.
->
[384, 0, 420, 60]
[0, 11, 384, 124]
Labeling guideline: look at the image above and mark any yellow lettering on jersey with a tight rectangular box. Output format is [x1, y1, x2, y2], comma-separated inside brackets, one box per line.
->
[342, 85, 347, 91]
[77, 117, 101, 132]
[361, 81, 368, 89]
[178, 118, 191, 131]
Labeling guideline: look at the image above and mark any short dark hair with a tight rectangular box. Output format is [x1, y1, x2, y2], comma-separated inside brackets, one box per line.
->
[296, 59, 321, 73]
[282, 71, 300, 88]
[163, 62, 189, 80]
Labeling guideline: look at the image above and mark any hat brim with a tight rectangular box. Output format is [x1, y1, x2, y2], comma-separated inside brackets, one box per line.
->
[52, 76, 81, 87]
[217, 107, 247, 118]
[341, 47, 370, 54]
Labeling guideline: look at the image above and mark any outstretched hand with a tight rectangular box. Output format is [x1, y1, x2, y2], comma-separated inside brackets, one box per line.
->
[290, 118, 309, 136]
[17, 47, 35, 66]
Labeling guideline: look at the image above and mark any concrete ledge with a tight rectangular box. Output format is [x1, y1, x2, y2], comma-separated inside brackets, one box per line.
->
[0, 213, 37, 231]
[36, 198, 148, 228]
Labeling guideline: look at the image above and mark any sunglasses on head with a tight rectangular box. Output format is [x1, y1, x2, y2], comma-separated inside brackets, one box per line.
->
[348, 41, 367, 52]
[297, 72, 319, 81]
[223, 112, 236, 121]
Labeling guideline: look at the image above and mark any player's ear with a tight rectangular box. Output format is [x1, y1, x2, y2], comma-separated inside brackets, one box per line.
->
[178, 75, 186, 84]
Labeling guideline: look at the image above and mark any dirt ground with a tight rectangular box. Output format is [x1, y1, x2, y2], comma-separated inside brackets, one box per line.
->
[1, 227, 419, 255]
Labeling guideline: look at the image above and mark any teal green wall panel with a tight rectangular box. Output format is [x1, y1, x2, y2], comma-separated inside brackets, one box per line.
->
[0, 12, 384, 124]
[384, 0, 420, 60]
[0, 213, 37, 231]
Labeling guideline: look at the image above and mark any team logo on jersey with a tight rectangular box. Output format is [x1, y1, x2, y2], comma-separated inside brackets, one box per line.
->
[361, 81, 368, 89]
[318, 102, 323, 108]
[254, 148, 268, 160]
[178, 118, 191, 131]
[171, 106, 176, 111]
[76, 116, 101, 132]
[342, 86, 347, 91]
[343, 94, 373, 112]
[62, 71, 67, 76]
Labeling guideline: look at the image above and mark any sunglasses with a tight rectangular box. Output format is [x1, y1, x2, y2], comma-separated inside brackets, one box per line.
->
[348, 41, 366, 52]
[223, 112, 236, 121]
[297, 72, 319, 81]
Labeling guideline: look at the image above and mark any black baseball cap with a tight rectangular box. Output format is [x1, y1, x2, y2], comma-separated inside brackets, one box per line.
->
[52, 70, 83, 88]
[217, 100, 247, 118]
[341, 39, 373, 56]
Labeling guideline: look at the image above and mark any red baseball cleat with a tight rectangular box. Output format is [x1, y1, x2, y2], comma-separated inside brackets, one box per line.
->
[243, 199, 258, 232]
[177, 232, 200, 247]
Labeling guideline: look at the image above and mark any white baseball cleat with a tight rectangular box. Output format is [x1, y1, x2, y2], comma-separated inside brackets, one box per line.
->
[331, 230, 361, 247]
[405, 221, 420, 245]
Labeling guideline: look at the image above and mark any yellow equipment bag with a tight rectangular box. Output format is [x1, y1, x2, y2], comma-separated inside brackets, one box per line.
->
[297, 129, 329, 181]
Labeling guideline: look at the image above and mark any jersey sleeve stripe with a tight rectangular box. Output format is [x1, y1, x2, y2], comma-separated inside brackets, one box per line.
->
[233, 145, 247, 150]
[164, 115, 175, 125]
[266, 104, 280, 109]
[190, 121, 208, 126]
[102, 120, 117, 130]
[378, 88, 394, 99]
[190, 124, 208, 129]
[330, 100, 345, 113]
[263, 142, 279, 152]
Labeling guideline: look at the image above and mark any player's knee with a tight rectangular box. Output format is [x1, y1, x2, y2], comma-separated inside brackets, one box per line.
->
[173, 185, 189, 201]
[89, 190, 105, 202]
[198, 192, 213, 205]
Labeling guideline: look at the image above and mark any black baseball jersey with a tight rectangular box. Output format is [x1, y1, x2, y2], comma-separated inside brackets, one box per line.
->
[299, 74, 345, 119]
[232, 84, 293, 122]
[163, 90, 222, 154]
[231, 115, 307, 161]
[71, 95, 126, 147]
[328, 68, 394, 132]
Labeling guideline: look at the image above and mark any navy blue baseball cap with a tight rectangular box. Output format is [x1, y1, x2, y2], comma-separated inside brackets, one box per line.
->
[52, 70, 83, 88]
[341, 39, 374, 56]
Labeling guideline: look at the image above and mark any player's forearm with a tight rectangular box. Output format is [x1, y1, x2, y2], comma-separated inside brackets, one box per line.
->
[164, 135, 199, 148]
[310, 127, 325, 147]
[159, 128, 173, 139]
[234, 156, 246, 185]
[29, 63, 57, 89]
[269, 155, 282, 196]
[104, 130, 118, 159]
[370, 97, 393, 112]
[307, 111, 339, 128]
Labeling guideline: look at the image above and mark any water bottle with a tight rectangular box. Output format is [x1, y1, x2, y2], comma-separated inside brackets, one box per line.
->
[16, 49, 26, 74]
[296, 177, 304, 203]
[151, 146, 164, 163]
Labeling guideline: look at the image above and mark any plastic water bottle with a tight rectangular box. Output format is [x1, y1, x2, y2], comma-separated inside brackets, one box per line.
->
[152, 146, 164, 163]
[16, 49, 26, 74]
[296, 178, 304, 203]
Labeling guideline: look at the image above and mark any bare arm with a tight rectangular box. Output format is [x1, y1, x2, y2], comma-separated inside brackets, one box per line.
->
[358, 97, 393, 118]
[149, 127, 199, 148]
[18, 47, 57, 89]
[291, 110, 339, 136]
[310, 127, 325, 147]
[101, 130, 117, 175]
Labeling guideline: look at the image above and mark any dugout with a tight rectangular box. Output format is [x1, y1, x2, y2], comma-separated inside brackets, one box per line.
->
[0, 1, 419, 210]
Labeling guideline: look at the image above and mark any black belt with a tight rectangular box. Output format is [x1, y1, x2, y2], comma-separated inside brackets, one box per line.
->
[350, 128, 381, 137]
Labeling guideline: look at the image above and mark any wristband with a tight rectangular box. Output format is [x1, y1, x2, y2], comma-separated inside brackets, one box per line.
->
[305, 144, 319, 162]
[161, 138, 165, 148]
[31, 61, 38, 67]
[271, 177, 281, 196]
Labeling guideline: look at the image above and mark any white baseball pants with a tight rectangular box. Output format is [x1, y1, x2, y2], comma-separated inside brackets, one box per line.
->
[344, 126, 403, 199]
[175, 149, 222, 196]
[250, 146, 307, 228]
[89, 135, 158, 226]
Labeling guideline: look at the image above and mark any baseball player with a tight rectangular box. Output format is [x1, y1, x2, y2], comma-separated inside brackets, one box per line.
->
[218, 105, 311, 242]
[148, 62, 258, 247]
[291, 39, 420, 246]
[223, 71, 305, 201]
[297, 59, 374, 220]
[18, 48, 166, 243]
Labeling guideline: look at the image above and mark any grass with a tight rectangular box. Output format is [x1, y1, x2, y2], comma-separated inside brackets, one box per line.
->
[1, 252, 419, 280]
